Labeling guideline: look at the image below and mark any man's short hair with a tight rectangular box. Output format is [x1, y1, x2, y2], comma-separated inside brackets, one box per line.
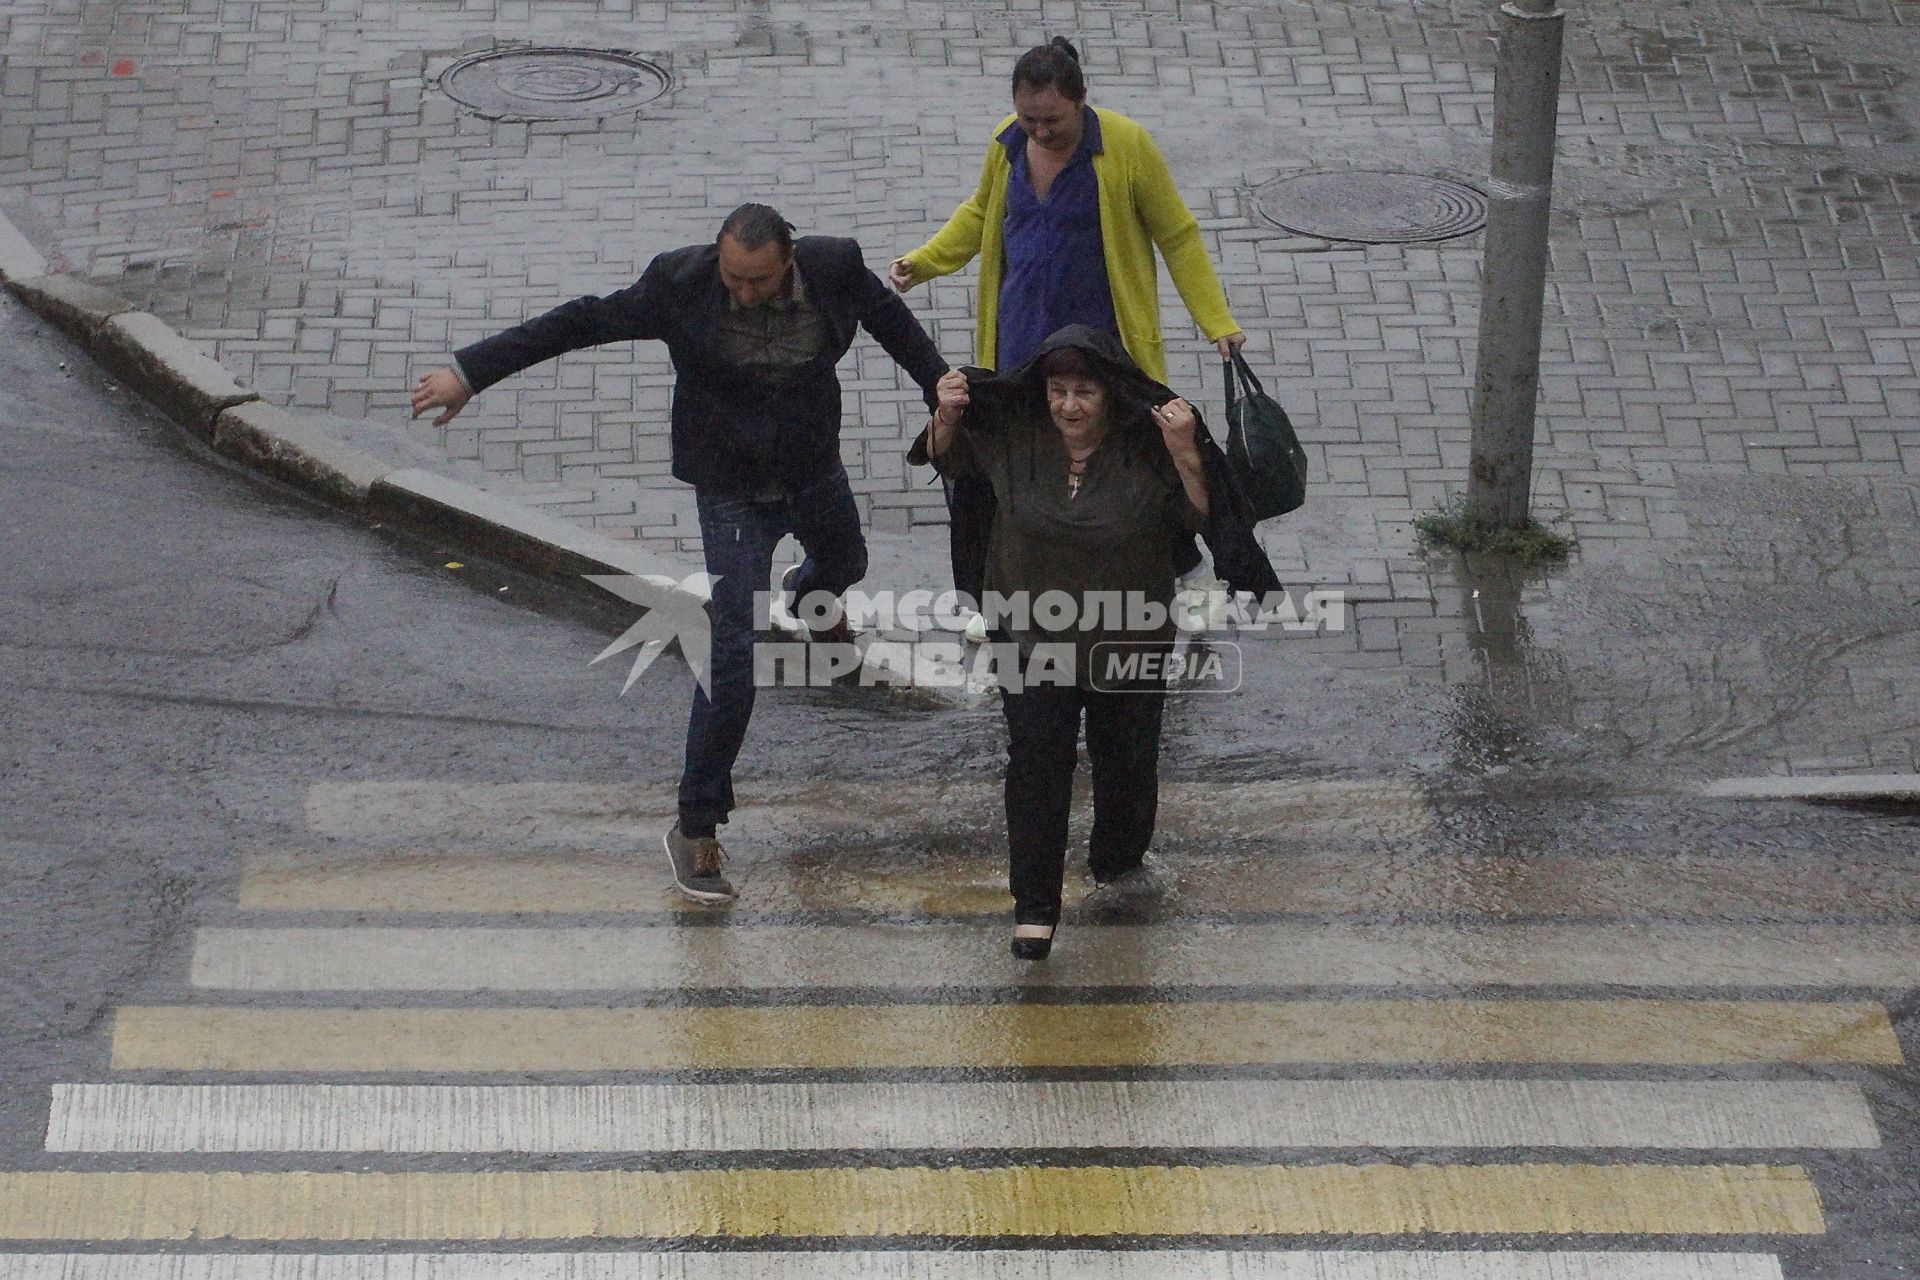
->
[718, 203, 796, 253]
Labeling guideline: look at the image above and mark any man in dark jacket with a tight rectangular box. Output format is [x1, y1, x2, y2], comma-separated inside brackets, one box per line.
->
[411, 204, 949, 905]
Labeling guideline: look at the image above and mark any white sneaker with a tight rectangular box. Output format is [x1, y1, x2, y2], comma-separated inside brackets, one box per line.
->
[772, 562, 804, 631]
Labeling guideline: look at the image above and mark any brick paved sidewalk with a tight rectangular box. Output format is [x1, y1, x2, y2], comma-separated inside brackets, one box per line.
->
[4, 0, 1918, 779]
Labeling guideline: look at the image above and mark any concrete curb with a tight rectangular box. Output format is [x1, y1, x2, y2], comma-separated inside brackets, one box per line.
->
[370, 468, 689, 584]
[0, 207, 926, 692]
[212, 403, 391, 507]
[5, 273, 135, 349]
[1699, 774, 1920, 802]
[98, 310, 260, 436]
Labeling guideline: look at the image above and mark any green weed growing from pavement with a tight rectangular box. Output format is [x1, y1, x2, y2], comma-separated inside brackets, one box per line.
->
[1413, 497, 1576, 564]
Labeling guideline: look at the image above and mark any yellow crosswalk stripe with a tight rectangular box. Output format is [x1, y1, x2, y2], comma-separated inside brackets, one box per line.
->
[185, 922, 1920, 991]
[0, 1252, 1802, 1280]
[110, 1000, 1900, 1071]
[0, 1165, 1824, 1240]
[237, 848, 1915, 918]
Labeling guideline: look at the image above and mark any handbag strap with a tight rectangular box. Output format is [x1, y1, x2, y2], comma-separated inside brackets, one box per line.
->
[1229, 347, 1268, 398]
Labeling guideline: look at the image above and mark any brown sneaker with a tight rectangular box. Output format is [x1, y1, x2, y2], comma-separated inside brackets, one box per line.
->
[806, 616, 860, 647]
[663, 826, 736, 904]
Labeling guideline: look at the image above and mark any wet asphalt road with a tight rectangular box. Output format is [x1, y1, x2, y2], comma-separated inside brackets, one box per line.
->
[0, 287, 990, 1133]
[4, 287, 1920, 1273]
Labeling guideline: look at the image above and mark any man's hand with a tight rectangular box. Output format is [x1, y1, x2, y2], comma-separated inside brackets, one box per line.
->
[410, 367, 472, 426]
[1214, 331, 1247, 359]
[934, 369, 970, 425]
[1154, 397, 1199, 455]
[888, 257, 918, 294]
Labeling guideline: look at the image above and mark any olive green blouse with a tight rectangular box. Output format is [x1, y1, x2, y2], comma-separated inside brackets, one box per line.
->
[932, 412, 1205, 688]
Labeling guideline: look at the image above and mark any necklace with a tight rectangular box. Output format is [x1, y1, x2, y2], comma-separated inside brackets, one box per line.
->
[1064, 445, 1097, 500]
[1060, 426, 1104, 501]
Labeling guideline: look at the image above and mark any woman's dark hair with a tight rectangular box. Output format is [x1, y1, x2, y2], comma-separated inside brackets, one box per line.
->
[1012, 37, 1085, 101]
[717, 203, 795, 253]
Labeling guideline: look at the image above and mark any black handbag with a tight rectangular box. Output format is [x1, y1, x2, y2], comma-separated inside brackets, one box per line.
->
[1221, 349, 1307, 519]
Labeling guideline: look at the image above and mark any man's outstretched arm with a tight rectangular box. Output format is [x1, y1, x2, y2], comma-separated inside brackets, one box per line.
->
[412, 262, 670, 424]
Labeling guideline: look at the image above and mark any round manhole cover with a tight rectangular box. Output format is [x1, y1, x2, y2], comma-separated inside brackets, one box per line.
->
[1253, 170, 1487, 244]
[440, 48, 671, 122]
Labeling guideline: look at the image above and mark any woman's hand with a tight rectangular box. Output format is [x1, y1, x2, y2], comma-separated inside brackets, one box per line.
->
[1156, 397, 1209, 517]
[935, 369, 970, 425]
[926, 369, 970, 459]
[889, 257, 918, 293]
[1214, 331, 1246, 359]
[1154, 397, 1198, 454]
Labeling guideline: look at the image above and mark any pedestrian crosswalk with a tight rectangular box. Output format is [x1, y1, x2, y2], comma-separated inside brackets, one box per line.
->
[4, 776, 1910, 1277]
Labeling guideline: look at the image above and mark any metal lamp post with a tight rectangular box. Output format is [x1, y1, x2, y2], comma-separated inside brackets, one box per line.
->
[1467, 0, 1568, 529]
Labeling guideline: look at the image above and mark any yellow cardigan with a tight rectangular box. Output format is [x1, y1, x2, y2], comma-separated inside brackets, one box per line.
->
[901, 107, 1237, 382]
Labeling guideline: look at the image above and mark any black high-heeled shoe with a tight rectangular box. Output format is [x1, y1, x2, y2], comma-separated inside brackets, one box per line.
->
[1011, 922, 1055, 960]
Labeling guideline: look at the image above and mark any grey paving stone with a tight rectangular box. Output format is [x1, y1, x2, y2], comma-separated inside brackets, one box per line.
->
[3, 0, 1918, 771]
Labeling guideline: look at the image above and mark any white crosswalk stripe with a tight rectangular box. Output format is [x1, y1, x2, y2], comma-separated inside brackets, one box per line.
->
[44, 1081, 1880, 1153]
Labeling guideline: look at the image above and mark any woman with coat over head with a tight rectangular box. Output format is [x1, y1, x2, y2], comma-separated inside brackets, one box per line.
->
[916, 326, 1280, 959]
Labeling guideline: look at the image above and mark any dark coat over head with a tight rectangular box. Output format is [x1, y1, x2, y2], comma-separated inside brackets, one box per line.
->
[910, 324, 1283, 603]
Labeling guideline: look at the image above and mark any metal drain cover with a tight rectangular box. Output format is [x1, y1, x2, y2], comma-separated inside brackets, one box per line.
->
[440, 48, 670, 122]
[1254, 170, 1487, 244]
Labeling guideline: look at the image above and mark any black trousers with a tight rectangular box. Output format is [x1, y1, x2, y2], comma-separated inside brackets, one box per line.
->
[999, 678, 1167, 922]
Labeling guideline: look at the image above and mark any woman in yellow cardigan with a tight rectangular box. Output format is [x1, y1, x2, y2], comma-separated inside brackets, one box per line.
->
[889, 38, 1244, 382]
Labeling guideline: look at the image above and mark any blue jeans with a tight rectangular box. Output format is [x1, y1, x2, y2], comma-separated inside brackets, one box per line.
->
[678, 466, 867, 834]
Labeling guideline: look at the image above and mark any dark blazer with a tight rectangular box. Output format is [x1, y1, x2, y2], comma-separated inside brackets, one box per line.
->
[455, 237, 949, 495]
